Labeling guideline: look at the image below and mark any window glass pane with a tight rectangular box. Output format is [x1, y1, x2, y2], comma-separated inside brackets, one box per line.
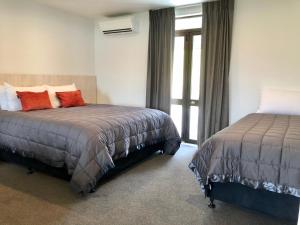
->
[189, 106, 199, 140]
[175, 17, 202, 30]
[171, 104, 182, 136]
[175, 5, 202, 18]
[191, 35, 201, 100]
[171, 36, 185, 99]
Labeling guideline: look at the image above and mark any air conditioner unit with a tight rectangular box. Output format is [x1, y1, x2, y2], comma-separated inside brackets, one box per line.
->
[99, 16, 136, 35]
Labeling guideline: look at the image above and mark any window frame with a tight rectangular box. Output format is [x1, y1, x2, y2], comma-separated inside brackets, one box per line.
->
[172, 23, 202, 144]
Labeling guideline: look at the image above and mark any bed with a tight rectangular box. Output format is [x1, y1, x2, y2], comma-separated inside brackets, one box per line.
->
[189, 113, 300, 221]
[0, 74, 181, 194]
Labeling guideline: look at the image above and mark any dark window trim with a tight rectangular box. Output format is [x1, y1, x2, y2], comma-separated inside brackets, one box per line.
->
[176, 14, 202, 20]
[176, 29, 201, 36]
[172, 28, 201, 144]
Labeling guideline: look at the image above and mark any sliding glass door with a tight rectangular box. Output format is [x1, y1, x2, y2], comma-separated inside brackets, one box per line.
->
[171, 28, 201, 144]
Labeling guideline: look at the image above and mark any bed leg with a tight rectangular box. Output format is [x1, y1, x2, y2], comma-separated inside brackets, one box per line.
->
[89, 188, 96, 193]
[205, 181, 216, 209]
[208, 197, 216, 209]
[27, 167, 35, 175]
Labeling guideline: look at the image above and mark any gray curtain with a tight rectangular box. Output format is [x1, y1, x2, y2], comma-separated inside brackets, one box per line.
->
[146, 8, 175, 114]
[198, 0, 234, 145]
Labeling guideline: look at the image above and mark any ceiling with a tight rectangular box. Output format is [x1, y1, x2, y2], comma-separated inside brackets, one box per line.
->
[34, 0, 207, 18]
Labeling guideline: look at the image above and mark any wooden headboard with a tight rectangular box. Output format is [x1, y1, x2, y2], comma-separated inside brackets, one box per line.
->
[0, 74, 97, 104]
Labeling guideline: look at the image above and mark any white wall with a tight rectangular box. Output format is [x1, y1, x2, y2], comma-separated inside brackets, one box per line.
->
[230, 0, 300, 123]
[95, 12, 149, 106]
[0, 0, 94, 75]
[5, 0, 299, 116]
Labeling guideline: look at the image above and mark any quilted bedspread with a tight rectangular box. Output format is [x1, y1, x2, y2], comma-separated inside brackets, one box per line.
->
[190, 113, 300, 197]
[0, 104, 181, 193]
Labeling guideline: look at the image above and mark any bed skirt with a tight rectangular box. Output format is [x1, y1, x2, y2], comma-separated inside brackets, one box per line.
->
[208, 182, 300, 221]
[0, 143, 163, 189]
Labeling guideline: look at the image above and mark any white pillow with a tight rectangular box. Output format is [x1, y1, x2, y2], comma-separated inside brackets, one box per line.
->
[46, 84, 77, 108]
[257, 88, 300, 115]
[4, 82, 47, 111]
[0, 85, 8, 110]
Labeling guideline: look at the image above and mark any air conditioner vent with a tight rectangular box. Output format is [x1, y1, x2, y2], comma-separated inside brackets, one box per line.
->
[99, 16, 136, 35]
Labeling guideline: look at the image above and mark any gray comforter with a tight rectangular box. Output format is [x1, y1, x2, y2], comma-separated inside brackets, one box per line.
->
[190, 113, 300, 197]
[0, 104, 180, 193]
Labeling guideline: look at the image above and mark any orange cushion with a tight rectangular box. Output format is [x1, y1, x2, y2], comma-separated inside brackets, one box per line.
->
[56, 90, 85, 108]
[16, 91, 53, 112]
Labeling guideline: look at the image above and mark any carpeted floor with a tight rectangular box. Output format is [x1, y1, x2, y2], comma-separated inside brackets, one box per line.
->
[0, 144, 296, 225]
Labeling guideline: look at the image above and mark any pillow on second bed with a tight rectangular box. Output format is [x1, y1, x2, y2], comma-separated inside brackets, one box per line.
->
[258, 88, 300, 115]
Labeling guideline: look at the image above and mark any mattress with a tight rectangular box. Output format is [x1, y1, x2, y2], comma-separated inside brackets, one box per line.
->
[189, 113, 300, 197]
[0, 104, 181, 193]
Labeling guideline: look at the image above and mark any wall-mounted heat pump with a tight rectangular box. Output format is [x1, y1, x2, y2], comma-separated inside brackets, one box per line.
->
[98, 16, 136, 35]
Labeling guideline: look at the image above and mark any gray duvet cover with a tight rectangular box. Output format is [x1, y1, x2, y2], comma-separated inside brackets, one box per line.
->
[0, 104, 180, 193]
[190, 113, 300, 197]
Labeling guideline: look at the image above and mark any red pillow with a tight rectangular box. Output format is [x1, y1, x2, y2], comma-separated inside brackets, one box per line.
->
[16, 91, 53, 112]
[56, 90, 85, 108]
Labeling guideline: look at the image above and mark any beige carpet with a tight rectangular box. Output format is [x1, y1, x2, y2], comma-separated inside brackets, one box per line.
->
[0, 144, 295, 225]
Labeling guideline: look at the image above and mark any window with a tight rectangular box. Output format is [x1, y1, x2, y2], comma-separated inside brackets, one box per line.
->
[171, 15, 202, 144]
[175, 16, 202, 31]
